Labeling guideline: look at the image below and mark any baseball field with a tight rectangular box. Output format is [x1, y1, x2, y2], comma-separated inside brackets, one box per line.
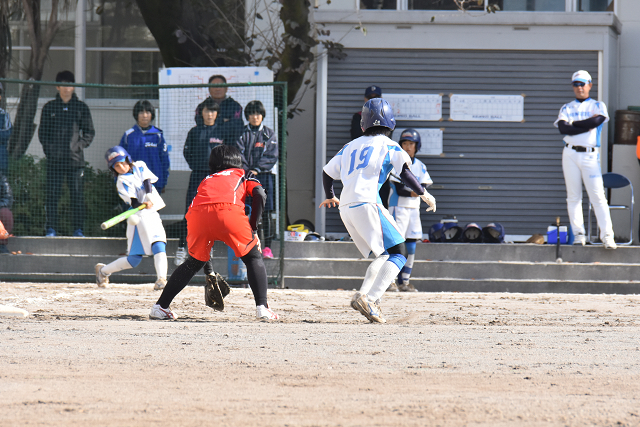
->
[1, 281, 639, 426]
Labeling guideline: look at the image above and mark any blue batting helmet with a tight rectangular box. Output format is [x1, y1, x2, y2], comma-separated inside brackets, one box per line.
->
[360, 98, 396, 132]
[399, 128, 421, 152]
[105, 146, 132, 169]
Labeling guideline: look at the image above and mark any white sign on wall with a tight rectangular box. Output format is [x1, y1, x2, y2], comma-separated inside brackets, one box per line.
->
[384, 94, 443, 121]
[158, 67, 274, 171]
[391, 128, 444, 156]
[449, 94, 525, 122]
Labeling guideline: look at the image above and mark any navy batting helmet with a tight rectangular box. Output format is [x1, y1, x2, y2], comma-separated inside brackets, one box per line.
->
[105, 146, 132, 169]
[360, 98, 396, 132]
[399, 128, 421, 152]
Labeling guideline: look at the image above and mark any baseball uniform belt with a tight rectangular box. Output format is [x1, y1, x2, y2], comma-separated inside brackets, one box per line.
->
[565, 143, 595, 153]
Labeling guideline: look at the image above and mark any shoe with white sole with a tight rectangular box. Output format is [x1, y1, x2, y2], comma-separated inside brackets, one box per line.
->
[573, 234, 586, 246]
[149, 304, 177, 320]
[603, 236, 617, 249]
[256, 305, 279, 320]
[95, 263, 109, 288]
[399, 283, 418, 292]
[353, 293, 386, 324]
[386, 281, 399, 292]
[154, 278, 167, 290]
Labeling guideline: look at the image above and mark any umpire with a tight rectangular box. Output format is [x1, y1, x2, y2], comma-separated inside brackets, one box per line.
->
[38, 70, 95, 237]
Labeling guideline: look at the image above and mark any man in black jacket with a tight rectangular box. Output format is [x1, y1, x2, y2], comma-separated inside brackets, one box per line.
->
[194, 74, 244, 146]
[38, 70, 95, 237]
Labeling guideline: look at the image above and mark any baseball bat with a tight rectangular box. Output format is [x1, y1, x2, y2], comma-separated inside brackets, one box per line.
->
[100, 205, 145, 230]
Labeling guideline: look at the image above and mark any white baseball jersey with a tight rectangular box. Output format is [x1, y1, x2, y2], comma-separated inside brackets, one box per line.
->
[323, 135, 412, 206]
[116, 161, 166, 255]
[554, 98, 609, 147]
[388, 158, 432, 209]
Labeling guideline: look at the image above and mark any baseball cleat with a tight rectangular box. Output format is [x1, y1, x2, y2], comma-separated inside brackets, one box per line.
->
[573, 234, 586, 246]
[95, 263, 108, 287]
[149, 304, 177, 320]
[386, 281, 399, 292]
[353, 294, 386, 324]
[154, 278, 167, 290]
[399, 283, 418, 292]
[603, 236, 617, 250]
[256, 305, 279, 320]
[204, 273, 225, 311]
[350, 292, 362, 311]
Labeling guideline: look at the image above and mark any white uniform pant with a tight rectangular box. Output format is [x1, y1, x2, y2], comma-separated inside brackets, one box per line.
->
[562, 146, 613, 240]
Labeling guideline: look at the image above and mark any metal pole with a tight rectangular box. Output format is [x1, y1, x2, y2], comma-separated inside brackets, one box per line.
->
[74, 0, 86, 99]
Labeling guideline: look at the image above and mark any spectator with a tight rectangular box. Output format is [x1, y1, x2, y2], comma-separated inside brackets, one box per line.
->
[237, 100, 278, 258]
[0, 82, 13, 176]
[175, 97, 224, 267]
[0, 171, 13, 254]
[119, 100, 170, 193]
[194, 74, 244, 146]
[38, 70, 95, 237]
[350, 85, 382, 140]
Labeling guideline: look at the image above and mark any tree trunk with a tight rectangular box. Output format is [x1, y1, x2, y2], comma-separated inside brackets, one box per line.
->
[8, 0, 61, 159]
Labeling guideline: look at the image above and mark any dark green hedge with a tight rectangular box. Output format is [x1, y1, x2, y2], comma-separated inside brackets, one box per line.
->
[8, 155, 126, 237]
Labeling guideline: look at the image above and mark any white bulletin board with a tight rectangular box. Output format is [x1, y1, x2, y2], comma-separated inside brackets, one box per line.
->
[385, 94, 442, 121]
[449, 94, 525, 122]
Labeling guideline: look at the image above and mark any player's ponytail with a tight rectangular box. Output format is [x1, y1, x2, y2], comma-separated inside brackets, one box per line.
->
[209, 145, 243, 174]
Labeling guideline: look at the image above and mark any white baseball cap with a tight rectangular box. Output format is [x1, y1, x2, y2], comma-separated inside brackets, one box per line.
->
[572, 70, 592, 84]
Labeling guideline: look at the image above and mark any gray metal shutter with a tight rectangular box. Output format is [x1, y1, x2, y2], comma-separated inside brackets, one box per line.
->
[326, 49, 599, 237]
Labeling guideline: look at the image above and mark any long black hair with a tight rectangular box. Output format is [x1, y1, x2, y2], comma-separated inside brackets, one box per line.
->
[209, 145, 243, 174]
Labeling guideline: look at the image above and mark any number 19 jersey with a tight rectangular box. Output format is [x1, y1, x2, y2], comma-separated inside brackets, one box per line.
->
[323, 135, 412, 206]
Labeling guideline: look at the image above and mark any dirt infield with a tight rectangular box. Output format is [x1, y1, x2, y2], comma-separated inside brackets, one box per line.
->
[1, 281, 639, 426]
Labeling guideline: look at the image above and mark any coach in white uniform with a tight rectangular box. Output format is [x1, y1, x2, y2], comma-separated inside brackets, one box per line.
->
[554, 70, 615, 249]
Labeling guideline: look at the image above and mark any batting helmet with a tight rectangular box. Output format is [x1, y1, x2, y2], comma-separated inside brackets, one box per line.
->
[461, 223, 483, 243]
[360, 98, 396, 132]
[105, 146, 132, 169]
[443, 222, 463, 242]
[428, 223, 444, 243]
[482, 223, 505, 243]
[399, 128, 421, 152]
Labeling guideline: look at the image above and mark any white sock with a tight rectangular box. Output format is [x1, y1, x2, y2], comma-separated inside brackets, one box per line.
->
[368, 260, 402, 301]
[359, 254, 389, 295]
[154, 252, 168, 281]
[101, 257, 132, 276]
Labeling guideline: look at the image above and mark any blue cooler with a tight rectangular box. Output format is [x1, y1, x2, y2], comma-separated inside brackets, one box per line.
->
[547, 225, 568, 244]
[227, 245, 247, 281]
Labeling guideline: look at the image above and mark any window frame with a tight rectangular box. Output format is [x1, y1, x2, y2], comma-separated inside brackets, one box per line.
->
[365, 0, 616, 12]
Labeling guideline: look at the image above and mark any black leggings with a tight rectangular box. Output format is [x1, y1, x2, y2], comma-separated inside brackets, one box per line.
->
[156, 245, 268, 309]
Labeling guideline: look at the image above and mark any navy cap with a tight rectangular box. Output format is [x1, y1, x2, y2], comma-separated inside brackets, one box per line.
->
[364, 85, 382, 98]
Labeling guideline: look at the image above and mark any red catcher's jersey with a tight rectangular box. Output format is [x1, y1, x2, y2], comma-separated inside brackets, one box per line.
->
[190, 168, 261, 209]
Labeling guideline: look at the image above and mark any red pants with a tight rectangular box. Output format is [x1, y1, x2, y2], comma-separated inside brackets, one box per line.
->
[186, 203, 258, 261]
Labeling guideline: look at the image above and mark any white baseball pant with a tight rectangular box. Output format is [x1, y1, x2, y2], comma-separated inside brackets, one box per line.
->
[562, 146, 613, 240]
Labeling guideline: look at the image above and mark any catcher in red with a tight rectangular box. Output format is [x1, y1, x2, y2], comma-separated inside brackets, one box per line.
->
[149, 145, 278, 321]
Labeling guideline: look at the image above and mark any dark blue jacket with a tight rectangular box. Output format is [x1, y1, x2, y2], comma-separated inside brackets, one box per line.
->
[119, 124, 170, 191]
[183, 124, 225, 173]
[195, 96, 244, 146]
[236, 124, 278, 174]
[38, 93, 94, 167]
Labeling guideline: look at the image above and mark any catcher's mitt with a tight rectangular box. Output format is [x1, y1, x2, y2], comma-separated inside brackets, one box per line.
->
[205, 273, 231, 311]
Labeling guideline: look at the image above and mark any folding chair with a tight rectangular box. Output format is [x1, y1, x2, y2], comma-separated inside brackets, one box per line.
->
[587, 172, 634, 245]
